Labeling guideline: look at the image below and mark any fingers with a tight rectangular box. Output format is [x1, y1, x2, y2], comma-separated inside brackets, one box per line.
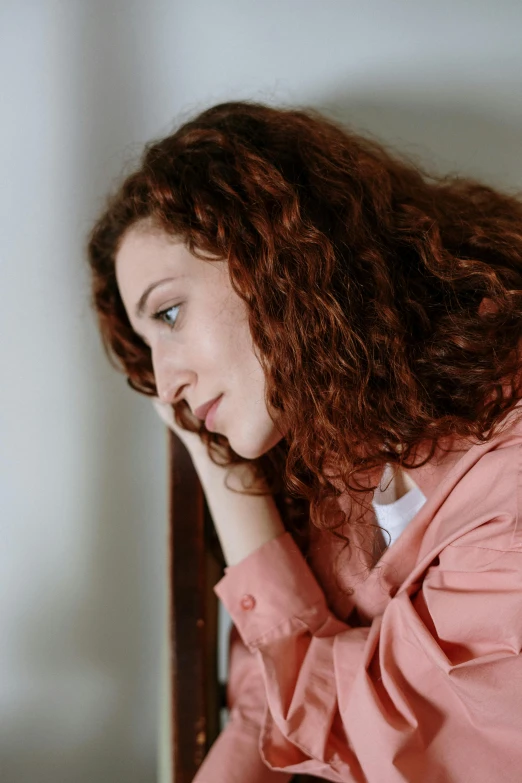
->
[151, 397, 176, 429]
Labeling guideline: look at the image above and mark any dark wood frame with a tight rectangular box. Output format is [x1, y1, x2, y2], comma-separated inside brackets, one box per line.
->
[167, 432, 320, 782]
[168, 433, 223, 782]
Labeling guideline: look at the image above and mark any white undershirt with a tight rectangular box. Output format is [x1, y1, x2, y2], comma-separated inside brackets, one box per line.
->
[372, 465, 427, 548]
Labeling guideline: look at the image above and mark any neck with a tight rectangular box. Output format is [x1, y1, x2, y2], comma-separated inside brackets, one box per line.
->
[401, 435, 472, 502]
[374, 463, 419, 505]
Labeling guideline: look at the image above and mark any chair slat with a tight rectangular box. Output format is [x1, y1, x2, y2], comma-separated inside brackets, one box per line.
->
[168, 431, 322, 782]
[168, 433, 220, 782]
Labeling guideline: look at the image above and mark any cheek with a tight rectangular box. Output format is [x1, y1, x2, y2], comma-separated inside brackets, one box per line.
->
[199, 289, 260, 382]
[209, 316, 253, 366]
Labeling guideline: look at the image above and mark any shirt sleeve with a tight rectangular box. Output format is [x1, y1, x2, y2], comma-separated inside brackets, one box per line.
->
[192, 623, 293, 783]
[213, 526, 522, 783]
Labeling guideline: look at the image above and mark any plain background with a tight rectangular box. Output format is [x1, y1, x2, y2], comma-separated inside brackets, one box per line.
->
[1, 1, 522, 781]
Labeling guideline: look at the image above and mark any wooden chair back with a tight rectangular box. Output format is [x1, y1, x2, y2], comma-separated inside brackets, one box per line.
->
[167, 432, 321, 782]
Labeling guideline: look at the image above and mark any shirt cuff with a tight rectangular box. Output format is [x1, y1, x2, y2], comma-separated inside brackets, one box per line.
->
[213, 531, 329, 650]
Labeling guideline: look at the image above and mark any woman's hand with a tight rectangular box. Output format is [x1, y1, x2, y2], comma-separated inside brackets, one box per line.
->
[151, 397, 206, 456]
[152, 399, 284, 565]
[152, 396, 268, 487]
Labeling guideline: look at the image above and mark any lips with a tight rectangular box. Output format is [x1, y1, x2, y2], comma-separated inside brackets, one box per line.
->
[194, 395, 223, 422]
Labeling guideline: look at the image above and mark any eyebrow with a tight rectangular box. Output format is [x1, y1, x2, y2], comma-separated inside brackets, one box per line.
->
[135, 276, 183, 318]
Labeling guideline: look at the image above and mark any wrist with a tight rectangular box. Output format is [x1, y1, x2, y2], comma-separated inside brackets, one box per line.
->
[188, 448, 285, 566]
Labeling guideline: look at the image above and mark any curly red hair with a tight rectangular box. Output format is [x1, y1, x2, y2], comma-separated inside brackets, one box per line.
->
[87, 100, 522, 559]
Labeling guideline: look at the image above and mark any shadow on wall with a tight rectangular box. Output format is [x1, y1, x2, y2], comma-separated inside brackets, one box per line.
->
[1, 363, 165, 783]
[0, 5, 166, 783]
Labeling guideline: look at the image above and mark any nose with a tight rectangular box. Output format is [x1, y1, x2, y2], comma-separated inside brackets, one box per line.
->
[152, 348, 195, 406]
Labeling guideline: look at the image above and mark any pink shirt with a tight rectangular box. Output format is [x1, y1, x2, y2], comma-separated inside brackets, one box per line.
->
[193, 405, 522, 782]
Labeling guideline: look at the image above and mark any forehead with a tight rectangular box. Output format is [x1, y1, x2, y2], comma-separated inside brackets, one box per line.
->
[115, 223, 229, 313]
[115, 224, 190, 284]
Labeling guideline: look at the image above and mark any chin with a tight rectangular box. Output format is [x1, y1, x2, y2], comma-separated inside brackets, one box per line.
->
[229, 427, 285, 460]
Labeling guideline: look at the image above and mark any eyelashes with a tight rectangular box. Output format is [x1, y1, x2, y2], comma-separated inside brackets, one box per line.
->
[153, 303, 182, 330]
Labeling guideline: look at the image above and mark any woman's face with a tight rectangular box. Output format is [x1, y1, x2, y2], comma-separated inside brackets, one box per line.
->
[115, 222, 285, 459]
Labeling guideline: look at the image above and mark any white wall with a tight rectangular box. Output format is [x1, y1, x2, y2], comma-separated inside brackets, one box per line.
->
[2, 1, 521, 781]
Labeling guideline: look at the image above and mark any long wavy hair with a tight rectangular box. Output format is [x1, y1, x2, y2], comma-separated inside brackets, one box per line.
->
[87, 100, 522, 564]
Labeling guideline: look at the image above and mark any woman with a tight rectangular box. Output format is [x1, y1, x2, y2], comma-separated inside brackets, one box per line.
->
[87, 101, 522, 782]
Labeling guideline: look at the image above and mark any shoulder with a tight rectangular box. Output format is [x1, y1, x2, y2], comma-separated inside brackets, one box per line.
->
[440, 417, 522, 554]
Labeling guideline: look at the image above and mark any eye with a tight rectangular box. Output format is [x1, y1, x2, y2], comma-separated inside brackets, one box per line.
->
[153, 303, 182, 330]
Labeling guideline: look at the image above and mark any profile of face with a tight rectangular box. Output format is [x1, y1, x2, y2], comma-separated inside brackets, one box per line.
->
[115, 222, 285, 459]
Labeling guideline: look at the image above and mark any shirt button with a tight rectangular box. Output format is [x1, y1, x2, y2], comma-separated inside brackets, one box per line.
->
[240, 594, 256, 611]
